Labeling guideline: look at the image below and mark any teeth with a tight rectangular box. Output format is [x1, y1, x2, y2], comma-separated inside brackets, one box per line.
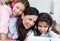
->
[26, 23, 31, 28]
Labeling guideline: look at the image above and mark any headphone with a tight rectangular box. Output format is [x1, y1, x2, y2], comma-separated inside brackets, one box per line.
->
[10, 0, 16, 8]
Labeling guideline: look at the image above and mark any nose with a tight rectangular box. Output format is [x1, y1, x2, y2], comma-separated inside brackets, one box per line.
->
[19, 11, 23, 15]
[16, 9, 20, 13]
[16, 9, 23, 15]
[30, 21, 34, 26]
[41, 27, 45, 31]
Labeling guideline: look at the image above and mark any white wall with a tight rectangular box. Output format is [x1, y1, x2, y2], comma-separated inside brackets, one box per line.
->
[53, 0, 60, 24]
[28, 0, 51, 13]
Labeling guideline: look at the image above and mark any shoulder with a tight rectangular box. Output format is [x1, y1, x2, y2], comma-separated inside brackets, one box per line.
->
[49, 30, 59, 38]
[27, 30, 34, 36]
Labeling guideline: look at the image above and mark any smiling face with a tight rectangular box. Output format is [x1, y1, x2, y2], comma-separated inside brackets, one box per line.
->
[22, 15, 38, 29]
[12, 2, 25, 16]
[38, 21, 49, 34]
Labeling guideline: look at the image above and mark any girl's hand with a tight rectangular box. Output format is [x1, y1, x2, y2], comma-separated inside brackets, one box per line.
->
[1, 33, 7, 40]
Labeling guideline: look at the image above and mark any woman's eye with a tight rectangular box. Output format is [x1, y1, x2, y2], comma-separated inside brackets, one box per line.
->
[29, 19, 32, 21]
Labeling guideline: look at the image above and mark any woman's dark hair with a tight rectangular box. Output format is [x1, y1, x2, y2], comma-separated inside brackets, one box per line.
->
[24, 7, 39, 16]
[35, 12, 53, 36]
[16, 7, 39, 41]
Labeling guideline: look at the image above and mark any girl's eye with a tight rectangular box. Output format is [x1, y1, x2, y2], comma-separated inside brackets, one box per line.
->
[44, 26, 48, 28]
[16, 7, 19, 9]
[38, 25, 42, 27]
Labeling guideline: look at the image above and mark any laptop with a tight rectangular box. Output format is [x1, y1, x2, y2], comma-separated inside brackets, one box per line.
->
[27, 36, 60, 41]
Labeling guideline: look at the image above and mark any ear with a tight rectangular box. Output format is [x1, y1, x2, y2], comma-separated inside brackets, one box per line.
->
[21, 13, 24, 19]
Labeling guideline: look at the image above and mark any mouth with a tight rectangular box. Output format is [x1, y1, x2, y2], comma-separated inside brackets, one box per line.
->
[39, 30, 44, 33]
[26, 23, 31, 29]
[41, 31, 45, 33]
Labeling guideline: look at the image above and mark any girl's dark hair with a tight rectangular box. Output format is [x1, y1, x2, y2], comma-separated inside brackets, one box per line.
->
[5, 0, 30, 9]
[38, 12, 53, 26]
[16, 0, 30, 9]
[35, 12, 53, 36]
[5, 0, 13, 4]
[16, 7, 39, 41]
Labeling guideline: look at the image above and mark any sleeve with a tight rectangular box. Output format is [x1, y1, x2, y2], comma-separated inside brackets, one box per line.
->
[27, 30, 34, 36]
[0, 5, 12, 34]
[49, 31, 60, 38]
[8, 18, 18, 39]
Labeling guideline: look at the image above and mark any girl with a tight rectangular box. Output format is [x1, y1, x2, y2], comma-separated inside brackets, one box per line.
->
[6, 0, 30, 40]
[16, 7, 39, 41]
[35, 12, 59, 38]
[0, 2, 12, 40]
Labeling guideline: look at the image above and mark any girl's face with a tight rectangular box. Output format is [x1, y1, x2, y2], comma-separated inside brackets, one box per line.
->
[13, 2, 25, 16]
[38, 21, 49, 34]
[22, 15, 38, 29]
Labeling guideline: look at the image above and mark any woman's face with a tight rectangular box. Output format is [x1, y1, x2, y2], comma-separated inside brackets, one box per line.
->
[22, 15, 38, 29]
[38, 21, 49, 34]
[13, 2, 25, 16]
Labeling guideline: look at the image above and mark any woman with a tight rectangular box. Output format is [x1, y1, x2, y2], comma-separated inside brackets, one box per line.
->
[16, 7, 39, 41]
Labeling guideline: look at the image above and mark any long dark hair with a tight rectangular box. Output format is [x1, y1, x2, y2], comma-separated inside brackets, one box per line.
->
[16, 7, 39, 41]
[35, 12, 53, 36]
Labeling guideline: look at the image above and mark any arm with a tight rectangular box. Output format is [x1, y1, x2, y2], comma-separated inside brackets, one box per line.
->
[1, 33, 7, 40]
[0, 5, 11, 40]
[50, 30, 59, 38]
[24, 35, 28, 41]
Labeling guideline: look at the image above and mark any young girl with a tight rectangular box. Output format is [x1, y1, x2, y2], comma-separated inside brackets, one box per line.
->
[34, 12, 59, 38]
[0, 3, 12, 40]
[16, 7, 39, 41]
[5, 0, 30, 40]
